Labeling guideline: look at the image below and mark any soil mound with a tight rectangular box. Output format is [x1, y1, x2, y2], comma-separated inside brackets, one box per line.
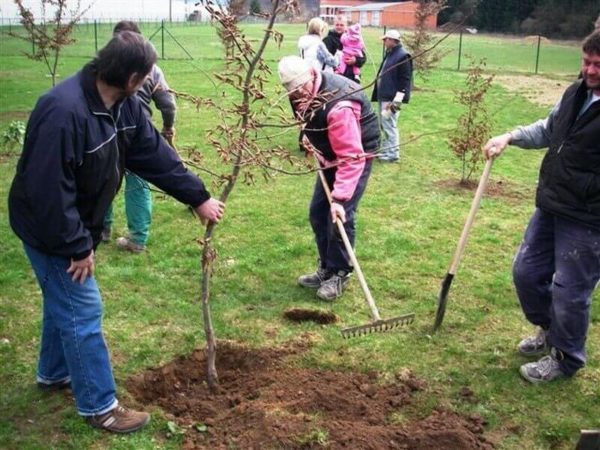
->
[127, 341, 493, 450]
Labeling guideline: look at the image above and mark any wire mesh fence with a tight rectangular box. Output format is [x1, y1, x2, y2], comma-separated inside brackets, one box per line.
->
[0, 19, 582, 76]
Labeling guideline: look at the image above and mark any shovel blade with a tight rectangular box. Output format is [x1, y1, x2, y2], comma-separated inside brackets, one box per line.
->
[433, 273, 454, 332]
[341, 313, 415, 339]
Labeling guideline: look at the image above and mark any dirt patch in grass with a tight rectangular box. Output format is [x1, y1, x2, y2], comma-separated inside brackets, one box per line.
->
[435, 178, 533, 204]
[283, 308, 338, 324]
[0, 110, 30, 122]
[495, 74, 570, 107]
[126, 340, 493, 450]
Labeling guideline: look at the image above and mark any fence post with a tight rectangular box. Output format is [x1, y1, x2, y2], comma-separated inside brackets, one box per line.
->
[94, 20, 98, 53]
[161, 19, 165, 59]
[382, 25, 386, 60]
[534, 34, 541, 75]
[457, 29, 463, 71]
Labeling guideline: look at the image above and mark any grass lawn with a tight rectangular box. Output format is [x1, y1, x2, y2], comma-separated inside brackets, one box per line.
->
[0, 22, 598, 449]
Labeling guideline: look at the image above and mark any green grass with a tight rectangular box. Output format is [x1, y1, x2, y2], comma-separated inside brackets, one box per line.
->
[0, 23, 598, 450]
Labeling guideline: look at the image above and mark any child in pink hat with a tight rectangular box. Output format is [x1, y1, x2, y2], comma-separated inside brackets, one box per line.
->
[337, 23, 365, 82]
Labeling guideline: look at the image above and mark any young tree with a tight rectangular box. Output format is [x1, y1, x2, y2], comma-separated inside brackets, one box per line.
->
[447, 57, 494, 184]
[11, 0, 88, 87]
[188, 0, 461, 390]
[181, 0, 303, 391]
[404, 0, 448, 80]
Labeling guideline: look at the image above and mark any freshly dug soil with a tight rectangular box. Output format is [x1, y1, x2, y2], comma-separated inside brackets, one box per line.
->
[435, 178, 532, 203]
[127, 340, 493, 450]
[283, 308, 338, 324]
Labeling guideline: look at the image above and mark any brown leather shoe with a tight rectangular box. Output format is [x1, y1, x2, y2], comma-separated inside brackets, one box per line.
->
[87, 405, 150, 433]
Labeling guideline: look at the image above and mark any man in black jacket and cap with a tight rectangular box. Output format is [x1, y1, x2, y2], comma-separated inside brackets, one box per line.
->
[371, 29, 412, 162]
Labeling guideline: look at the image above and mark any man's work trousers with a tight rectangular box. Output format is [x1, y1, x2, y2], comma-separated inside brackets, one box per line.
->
[309, 160, 373, 273]
[513, 208, 600, 376]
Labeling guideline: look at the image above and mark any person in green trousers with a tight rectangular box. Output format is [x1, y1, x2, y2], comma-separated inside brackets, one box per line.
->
[102, 21, 177, 253]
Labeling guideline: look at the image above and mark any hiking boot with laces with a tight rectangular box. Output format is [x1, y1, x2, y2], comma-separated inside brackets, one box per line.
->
[518, 327, 549, 356]
[298, 267, 333, 289]
[519, 348, 567, 384]
[115, 236, 146, 253]
[87, 405, 150, 433]
[37, 378, 71, 392]
[316, 271, 351, 301]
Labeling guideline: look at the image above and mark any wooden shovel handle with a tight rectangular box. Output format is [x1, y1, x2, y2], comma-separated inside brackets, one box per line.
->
[447, 157, 494, 275]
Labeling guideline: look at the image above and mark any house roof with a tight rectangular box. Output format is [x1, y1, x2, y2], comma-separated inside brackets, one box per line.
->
[340, 2, 402, 11]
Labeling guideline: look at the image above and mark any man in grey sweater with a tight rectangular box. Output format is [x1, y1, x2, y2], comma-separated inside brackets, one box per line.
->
[103, 21, 178, 253]
[482, 30, 600, 384]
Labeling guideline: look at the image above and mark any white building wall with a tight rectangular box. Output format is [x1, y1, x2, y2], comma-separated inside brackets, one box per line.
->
[0, 0, 193, 21]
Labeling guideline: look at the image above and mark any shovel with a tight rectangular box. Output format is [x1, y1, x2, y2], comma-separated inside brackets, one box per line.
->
[433, 157, 494, 332]
[315, 162, 415, 338]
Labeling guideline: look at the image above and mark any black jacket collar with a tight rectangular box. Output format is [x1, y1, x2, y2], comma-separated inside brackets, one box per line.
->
[80, 63, 125, 116]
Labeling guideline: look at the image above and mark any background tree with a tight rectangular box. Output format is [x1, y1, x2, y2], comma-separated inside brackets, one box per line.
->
[519, 0, 598, 38]
[447, 57, 494, 184]
[438, 0, 597, 38]
[250, 0, 262, 15]
[403, 0, 448, 80]
[10, 0, 88, 86]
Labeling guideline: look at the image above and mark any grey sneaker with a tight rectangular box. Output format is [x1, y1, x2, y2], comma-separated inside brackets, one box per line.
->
[116, 236, 146, 253]
[316, 272, 351, 301]
[298, 267, 333, 289]
[518, 327, 549, 356]
[519, 348, 567, 384]
[87, 405, 150, 433]
[101, 227, 112, 242]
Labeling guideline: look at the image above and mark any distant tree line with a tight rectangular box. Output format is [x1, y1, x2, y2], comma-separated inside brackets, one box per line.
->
[438, 0, 598, 38]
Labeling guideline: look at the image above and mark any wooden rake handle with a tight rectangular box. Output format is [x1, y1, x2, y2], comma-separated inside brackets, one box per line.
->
[447, 157, 494, 276]
[316, 164, 382, 322]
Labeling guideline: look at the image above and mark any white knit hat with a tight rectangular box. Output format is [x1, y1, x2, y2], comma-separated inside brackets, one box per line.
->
[381, 29, 401, 41]
[278, 56, 313, 92]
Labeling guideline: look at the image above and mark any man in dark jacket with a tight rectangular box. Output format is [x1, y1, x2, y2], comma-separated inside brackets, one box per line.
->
[323, 15, 366, 83]
[482, 30, 600, 384]
[371, 29, 412, 162]
[8, 31, 224, 432]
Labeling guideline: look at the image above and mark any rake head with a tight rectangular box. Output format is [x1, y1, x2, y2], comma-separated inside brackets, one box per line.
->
[340, 313, 415, 339]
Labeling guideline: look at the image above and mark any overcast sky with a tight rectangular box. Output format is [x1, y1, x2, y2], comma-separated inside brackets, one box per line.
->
[0, 0, 201, 21]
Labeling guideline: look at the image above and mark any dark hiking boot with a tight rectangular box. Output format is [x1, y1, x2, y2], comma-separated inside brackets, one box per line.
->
[37, 378, 71, 392]
[518, 327, 549, 356]
[316, 271, 351, 301]
[519, 348, 567, 384]
[87, 405, 150, 433]
[298, 267, 333, 289]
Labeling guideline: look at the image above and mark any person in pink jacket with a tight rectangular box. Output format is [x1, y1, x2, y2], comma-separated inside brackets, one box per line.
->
[278, 56, 380, 301]
[336, 23, 366, 82]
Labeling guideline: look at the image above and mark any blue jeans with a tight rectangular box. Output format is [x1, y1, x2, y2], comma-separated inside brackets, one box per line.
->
[378, 102, 400, 160]
[309, 161, 373, 272]
[104, 172, 152, 245]
[513, 208, 600, 376]
[24, 244, 117, 416]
